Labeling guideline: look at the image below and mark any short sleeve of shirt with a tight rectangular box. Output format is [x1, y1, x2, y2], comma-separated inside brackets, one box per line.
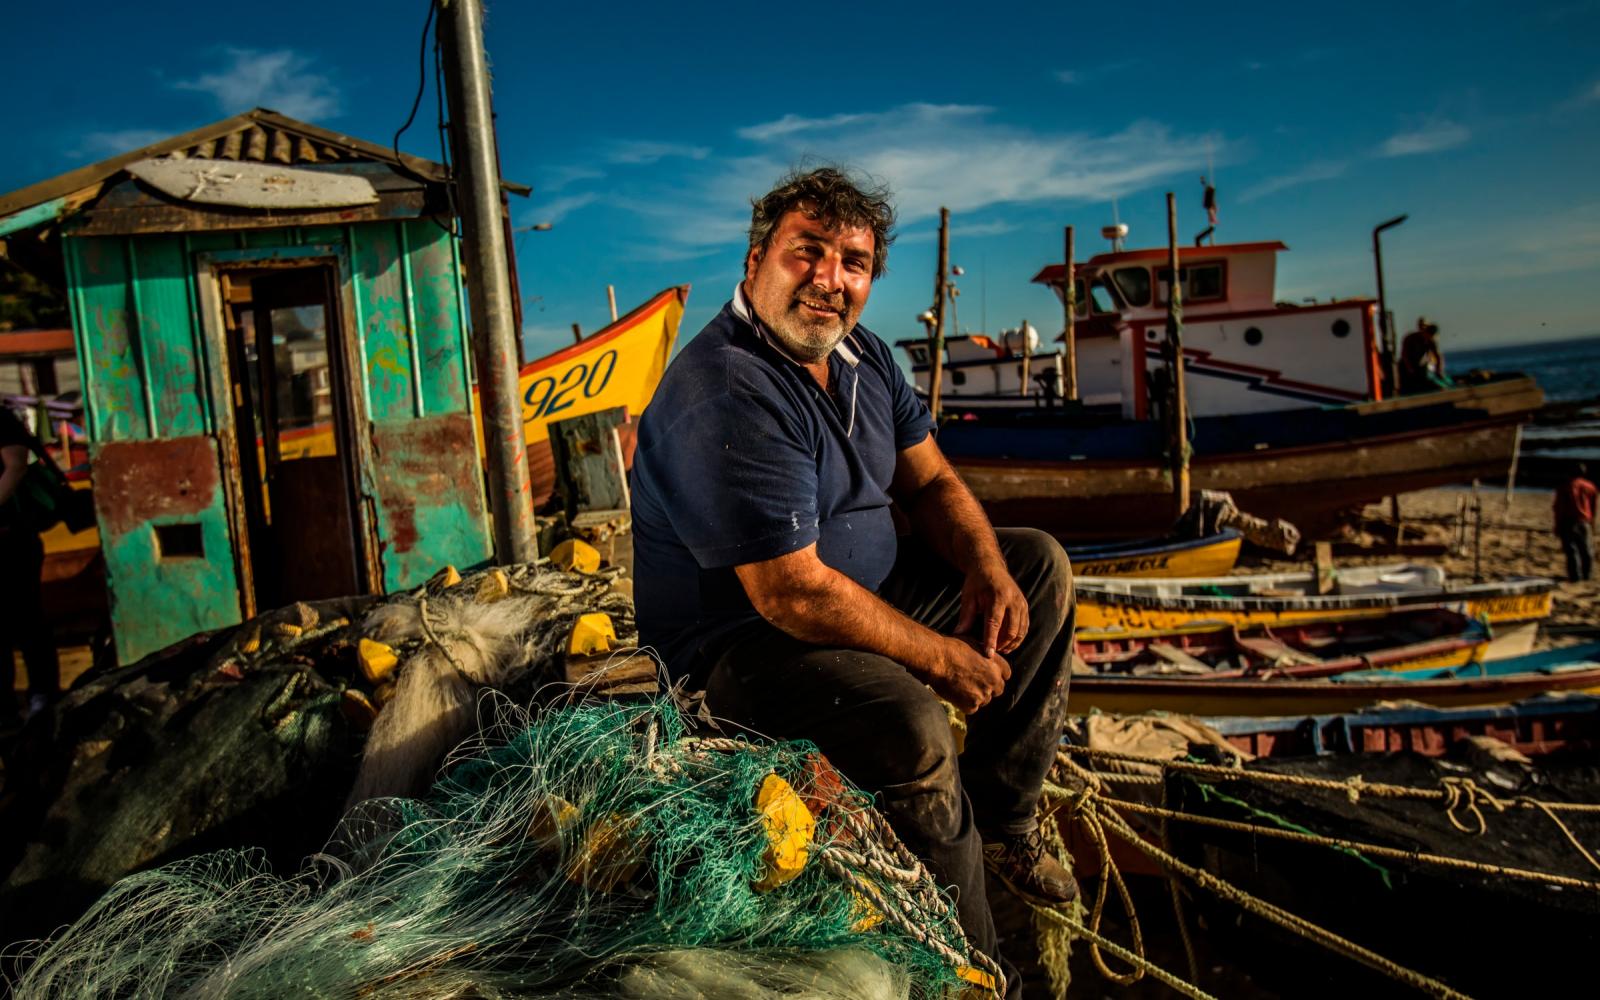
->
[878, 336, 933, 449]
[643, 383, 823, 570]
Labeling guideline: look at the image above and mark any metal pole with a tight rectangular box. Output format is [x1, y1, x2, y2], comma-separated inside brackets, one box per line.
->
[1166, 193, 1190, 517]
[1372, 214, 1407, 398]
[1019, 318, 1031, 398]
[439, 0, 537, 564]
[606, 284, 618, 324]
[571, 322, 583, 344]
[929, 207, 950, 419]
[1063, 225, 1078, 401]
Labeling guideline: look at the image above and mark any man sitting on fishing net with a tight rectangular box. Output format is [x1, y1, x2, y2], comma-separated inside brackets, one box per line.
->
[630, 166, 1079, 991]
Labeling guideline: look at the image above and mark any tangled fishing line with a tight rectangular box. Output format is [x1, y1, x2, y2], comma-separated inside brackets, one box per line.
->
[10, 694, 993, 998]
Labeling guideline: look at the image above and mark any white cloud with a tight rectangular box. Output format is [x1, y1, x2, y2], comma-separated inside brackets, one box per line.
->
[736, 104, 988, 144]
[899, 219, 1020, 244]
[1377, 120, 1470, 157]
[540, 164, 605, 192]
[738, 112, 870, 141]
[604, 141, 709, 165]
[531, 192, 598, 225]
[1054, 70, 1081, 85]
[535, 103, 1218, 268]
[75, 128, 170, 158]
[174, 48, 341, 120]
[1238, 160, 1349, 203]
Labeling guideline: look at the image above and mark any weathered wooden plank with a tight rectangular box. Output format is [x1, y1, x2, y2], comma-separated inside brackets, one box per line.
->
[132, 236, 206, 437]
[549, 407, 630, 515]
[65, 192, 430, 237]
[349, 223, 416, 420]
[66, 237, 149, 440]
[367, 413, 491, 592]
[239, 230, 287, 250]
[297, 226, 346, 245]
[403, 219, 468, 415]
[90, 435, 243, 664]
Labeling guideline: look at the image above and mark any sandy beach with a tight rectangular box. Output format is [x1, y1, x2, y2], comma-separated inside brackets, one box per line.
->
[1234, 485, 1599, 648]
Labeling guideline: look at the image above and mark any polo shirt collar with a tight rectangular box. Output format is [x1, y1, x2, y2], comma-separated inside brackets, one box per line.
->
[731, 283, 861, 368]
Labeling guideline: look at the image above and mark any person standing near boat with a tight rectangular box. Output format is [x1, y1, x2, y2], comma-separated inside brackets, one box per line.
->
[1399, 317, 1449, 394]
[1555, 462, 1596, 582]
[629, 167, 1078, 994]
[0, 405, 61, 726]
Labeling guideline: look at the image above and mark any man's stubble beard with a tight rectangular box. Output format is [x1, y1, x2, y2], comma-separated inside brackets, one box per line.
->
[750, 279, 863, 364]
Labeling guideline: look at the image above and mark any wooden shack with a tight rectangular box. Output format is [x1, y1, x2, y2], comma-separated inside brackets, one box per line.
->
[0, 108, 526, 663]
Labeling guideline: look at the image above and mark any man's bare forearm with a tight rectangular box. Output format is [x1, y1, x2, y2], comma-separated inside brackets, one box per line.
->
[745, 559, 950, 682]
[901, 466, 1004, 574]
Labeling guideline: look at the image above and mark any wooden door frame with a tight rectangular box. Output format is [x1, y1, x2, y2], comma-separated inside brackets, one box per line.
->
[194, 244, 384, 617]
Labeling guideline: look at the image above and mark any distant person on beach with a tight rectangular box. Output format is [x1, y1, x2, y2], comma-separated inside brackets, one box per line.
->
[1555, 462, 1597, 582]
[1399, 317, 1449, 394]
[0, 405, 61, 725]
[629, 167, 1078, 996]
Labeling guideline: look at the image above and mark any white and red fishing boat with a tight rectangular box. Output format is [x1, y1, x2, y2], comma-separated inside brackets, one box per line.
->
[900, 239, 1381, 417]
[899, 229, 1542, 538]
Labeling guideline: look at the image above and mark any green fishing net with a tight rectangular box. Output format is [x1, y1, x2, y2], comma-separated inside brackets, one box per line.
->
[11, 697, 980, 998]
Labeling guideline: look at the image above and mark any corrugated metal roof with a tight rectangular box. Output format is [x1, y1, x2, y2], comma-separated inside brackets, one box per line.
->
[0, 107, 529, 222]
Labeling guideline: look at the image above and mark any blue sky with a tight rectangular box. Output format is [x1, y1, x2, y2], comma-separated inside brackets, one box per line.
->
[4, 1, 1599, 359]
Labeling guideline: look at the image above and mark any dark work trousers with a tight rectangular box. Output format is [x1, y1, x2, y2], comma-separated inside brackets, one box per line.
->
[701, 527, 1074, 992]
[0, 526, 59, 714]
[1560, 521, 1593, 582]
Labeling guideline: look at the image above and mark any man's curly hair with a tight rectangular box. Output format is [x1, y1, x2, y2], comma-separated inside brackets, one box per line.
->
[748, 166, 896, 279]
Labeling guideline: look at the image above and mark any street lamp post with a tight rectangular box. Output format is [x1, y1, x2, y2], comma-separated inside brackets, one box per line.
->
[1372, 214, 1408, 398]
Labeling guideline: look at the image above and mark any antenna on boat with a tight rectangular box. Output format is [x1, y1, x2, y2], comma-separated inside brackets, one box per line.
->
[1102, 198, 1128, 252]
[1200, 140, 1218, 245]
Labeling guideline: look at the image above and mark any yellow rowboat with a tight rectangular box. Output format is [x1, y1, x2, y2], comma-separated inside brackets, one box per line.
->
[492, 285, 687, 506]
[1066, 642, 1600, 718]
[1067, 529, 1242, 578]
[1075, 563, 1554, 658]
[1075, 609, 1505, 682]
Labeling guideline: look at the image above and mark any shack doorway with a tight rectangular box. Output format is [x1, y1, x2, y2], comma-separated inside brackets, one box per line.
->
[218, 264, 369, 612]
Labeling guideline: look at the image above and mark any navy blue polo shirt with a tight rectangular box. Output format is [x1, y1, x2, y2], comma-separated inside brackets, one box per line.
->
[630, 290, 933, 683]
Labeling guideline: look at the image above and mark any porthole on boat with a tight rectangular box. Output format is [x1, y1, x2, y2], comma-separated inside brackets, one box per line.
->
[1332, 319, 1351, 338]
[1146, 329, 1159, 339]
[1244, 327, 1264, 345]
[951, 370, 966, 386]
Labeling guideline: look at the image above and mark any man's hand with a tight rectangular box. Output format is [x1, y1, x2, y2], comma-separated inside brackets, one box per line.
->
[931, 635, 1011, 714]
[955, 561, 1030, 658]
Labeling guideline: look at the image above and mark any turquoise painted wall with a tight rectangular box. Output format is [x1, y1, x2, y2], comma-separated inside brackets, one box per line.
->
[65, 219, 490, 664]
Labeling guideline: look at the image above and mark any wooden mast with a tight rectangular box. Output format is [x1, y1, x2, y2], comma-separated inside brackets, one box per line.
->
[929, 207, 950, 419]
[1063, 225, 1077, 401]
[1166, 192, 1190, 517]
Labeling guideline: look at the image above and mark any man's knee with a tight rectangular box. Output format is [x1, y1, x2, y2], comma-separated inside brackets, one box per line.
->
[872, 688, 962, 786]
[998, 527, 1074, 621]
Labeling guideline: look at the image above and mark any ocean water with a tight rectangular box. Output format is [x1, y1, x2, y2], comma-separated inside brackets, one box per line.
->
[1453, 334, 1600, 405]
[1454, 334, 1600, 464]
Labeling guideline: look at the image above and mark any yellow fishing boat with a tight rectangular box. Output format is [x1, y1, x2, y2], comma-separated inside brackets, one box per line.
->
[1067, 529, 1242, 578]
[1075, 563, 1554, 657]
[502, 285, 687, 505]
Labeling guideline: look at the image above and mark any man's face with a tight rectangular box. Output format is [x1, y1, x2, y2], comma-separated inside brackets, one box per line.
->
[744, 208, 874, 363]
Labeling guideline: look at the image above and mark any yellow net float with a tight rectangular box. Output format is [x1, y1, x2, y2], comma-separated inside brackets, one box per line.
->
[551, 538, 602, 573]
[753, 773, 815, 892]
[357, 638, 399, 685]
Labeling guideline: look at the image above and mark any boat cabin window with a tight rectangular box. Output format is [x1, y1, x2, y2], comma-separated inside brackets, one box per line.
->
[1112, 266, 1152, 307]
[1073, 277, 1123, 316]
[1157, 261, 1227, 304]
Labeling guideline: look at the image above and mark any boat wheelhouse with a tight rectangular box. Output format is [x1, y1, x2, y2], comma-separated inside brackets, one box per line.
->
[900, 240, 1382, 419]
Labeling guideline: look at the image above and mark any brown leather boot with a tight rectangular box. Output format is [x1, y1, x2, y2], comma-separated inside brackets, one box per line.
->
[982, 828, 1080, 906]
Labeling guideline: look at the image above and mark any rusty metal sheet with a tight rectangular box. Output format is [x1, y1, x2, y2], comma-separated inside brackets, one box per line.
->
[91, 435, 242, 664]
[367, 413, 491, 590]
